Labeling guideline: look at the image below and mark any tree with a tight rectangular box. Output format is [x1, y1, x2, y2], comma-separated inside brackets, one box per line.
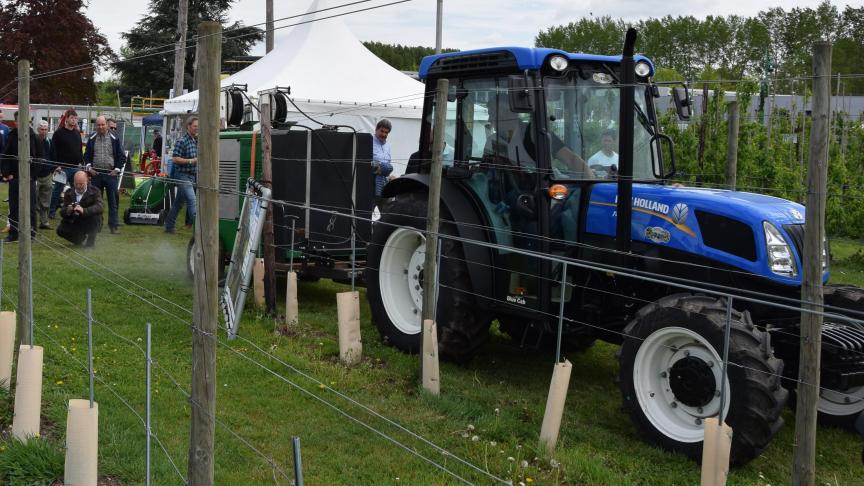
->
[363, 42, 458, 71]
[114, 0, 262, 100]
[0, 0, 114, 104]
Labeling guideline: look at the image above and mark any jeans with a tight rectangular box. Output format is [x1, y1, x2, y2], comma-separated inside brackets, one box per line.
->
[36, 175, 53, 225]
[50, 167, 78, 215]
[165, 173, 196, 231]
[90, 172, 119, 229]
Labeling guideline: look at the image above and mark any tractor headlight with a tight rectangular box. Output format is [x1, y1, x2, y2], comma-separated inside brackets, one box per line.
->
[549, 55, 569, 72]
[764, 222, 797, 277]
[635, 61, 652, 77]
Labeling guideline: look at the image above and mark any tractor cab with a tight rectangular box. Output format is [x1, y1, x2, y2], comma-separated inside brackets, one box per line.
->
[410, 47, 668, 316]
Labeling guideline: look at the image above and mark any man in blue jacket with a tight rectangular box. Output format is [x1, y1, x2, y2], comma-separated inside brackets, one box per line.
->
[84, 116, 125, 234]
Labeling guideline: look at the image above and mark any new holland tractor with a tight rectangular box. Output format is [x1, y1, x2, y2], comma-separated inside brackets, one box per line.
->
[366, 30, 864, 464]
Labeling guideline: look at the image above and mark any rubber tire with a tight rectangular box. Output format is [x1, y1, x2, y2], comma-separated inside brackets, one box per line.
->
[366, 191, 491, 362]
[817, 284, 864, 429]
[618, 294, 787, 465]
[498, 316, 595, 353]
[123, 208, 131, 225]
[226, 90, 244, 127]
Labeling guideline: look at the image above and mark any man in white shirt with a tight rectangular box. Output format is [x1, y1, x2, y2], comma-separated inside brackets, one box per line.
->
[587, 130, 619, 175]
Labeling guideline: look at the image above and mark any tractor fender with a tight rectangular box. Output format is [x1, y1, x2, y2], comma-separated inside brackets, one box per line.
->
[382, 175, 494, 303]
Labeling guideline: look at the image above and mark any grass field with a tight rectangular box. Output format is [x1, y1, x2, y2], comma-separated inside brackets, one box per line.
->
[0, 190, 862, 485]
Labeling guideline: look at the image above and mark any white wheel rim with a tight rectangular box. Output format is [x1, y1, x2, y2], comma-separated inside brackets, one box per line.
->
[379, 228, 425, 335]
[633, 326, 731, 443]
[818, 385, 864, 417]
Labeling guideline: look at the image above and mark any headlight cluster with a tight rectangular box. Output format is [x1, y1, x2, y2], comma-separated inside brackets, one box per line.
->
[764, 222, 797, 277]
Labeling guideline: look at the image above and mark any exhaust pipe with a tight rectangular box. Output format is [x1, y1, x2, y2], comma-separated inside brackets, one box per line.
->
[616, 28, 637, 255]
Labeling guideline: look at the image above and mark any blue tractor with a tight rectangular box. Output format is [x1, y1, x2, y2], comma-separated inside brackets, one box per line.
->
[365, 31, 864, 464]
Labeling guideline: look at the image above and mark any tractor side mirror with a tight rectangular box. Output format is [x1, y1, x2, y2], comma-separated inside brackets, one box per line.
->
[508, 75, 533, 113]
[671, 86, 691, 121]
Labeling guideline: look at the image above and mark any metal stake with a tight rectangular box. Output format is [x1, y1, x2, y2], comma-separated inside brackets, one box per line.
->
[28, 249, 33, 347]
[555, 263, 568, 363]
[719, 295, 733, 424]
[350, 132, 357, 293]
[289, 217, 296, 270]
[87, 289, 94, 408]
[292, 436, 304, 486]
[433, 236, 442, 324]
[145, 322, 152, 486]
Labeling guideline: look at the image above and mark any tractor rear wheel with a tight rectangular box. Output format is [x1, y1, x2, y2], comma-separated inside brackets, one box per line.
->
[618, 294, 787, 465]
[367, 192, 491, 362]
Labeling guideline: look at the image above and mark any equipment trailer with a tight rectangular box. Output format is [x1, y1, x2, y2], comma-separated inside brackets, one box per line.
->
[366, 30, 864, 464]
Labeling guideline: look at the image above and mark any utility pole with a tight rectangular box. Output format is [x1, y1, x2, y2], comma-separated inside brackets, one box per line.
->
[16, 60, 32, 347]
[172, 0, 189, 98]
[792, 41, 831, 486]
[725, 100, 739, 191]
[266, 0, 274, 53]
[188, 21, 221, 486]
[435, 0, 443, 54]
[261, 99, 277, 315]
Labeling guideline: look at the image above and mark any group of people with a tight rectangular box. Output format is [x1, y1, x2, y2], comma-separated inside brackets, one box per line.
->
[0, 108, 128, 246]
[0, 109, 200, 246]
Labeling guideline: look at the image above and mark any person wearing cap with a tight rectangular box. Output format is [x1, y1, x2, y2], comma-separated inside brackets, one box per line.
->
[49, 108, 84, 218]
[0, 111, 43, 242]
[84, 116, 125, 234]
[35, 120, 54, 229]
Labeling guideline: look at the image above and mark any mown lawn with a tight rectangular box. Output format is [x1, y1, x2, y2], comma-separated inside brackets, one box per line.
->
[0, 189, 861, 485]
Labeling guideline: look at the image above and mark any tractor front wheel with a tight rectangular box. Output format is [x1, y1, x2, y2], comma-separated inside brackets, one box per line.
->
[817, 285, 864, 428]
[618, 294, 787, 465]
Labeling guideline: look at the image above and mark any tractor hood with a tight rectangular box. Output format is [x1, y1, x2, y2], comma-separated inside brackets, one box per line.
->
[585, 183, 824, 286]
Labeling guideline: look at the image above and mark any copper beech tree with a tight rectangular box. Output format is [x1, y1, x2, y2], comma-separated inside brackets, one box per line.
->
[0, 0, 114, 104]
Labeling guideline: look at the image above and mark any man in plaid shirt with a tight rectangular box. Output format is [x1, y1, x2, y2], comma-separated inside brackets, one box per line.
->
[165, 116, 198, 233]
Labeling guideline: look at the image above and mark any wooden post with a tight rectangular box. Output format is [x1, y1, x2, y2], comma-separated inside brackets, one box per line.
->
[792, 41, 831, 486]
[265, 0, 274, 53]
[725, 100, 739, 191]
[172, 0, 189, 98]
[261, 100, 277, 315]
[420, 78, 448, 395]
[17, 60, 32, 347]
[188, 21, 220, 486]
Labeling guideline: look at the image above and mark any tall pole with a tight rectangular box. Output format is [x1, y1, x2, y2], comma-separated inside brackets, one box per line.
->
[17, 60, 32, 347]
[188, 21, 221, 486]
[792, 41, 831, 486]
[725, 100, 740, 191]
[435, 0, 443, 54]
[421, 78, 448, 323]
[266, 0, 274, 53]
[261, 100, 277, 315]
[615, 29, 636, 256]
[172, 0, 189, 99]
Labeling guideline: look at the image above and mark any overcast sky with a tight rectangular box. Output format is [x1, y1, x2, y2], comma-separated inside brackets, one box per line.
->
[87, 0, 844, 71]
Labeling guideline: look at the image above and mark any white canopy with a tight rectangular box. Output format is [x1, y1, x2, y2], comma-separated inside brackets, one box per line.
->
[164, 0, 425, 169]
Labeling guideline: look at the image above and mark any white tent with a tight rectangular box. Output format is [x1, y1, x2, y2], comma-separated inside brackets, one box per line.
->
[164, 0, 426, 171]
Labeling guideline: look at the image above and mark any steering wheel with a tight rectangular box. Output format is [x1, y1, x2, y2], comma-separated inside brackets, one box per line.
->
[590, 164, 617, 179]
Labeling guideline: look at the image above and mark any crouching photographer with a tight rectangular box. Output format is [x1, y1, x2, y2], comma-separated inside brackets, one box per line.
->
[56, 170, 102, 247]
